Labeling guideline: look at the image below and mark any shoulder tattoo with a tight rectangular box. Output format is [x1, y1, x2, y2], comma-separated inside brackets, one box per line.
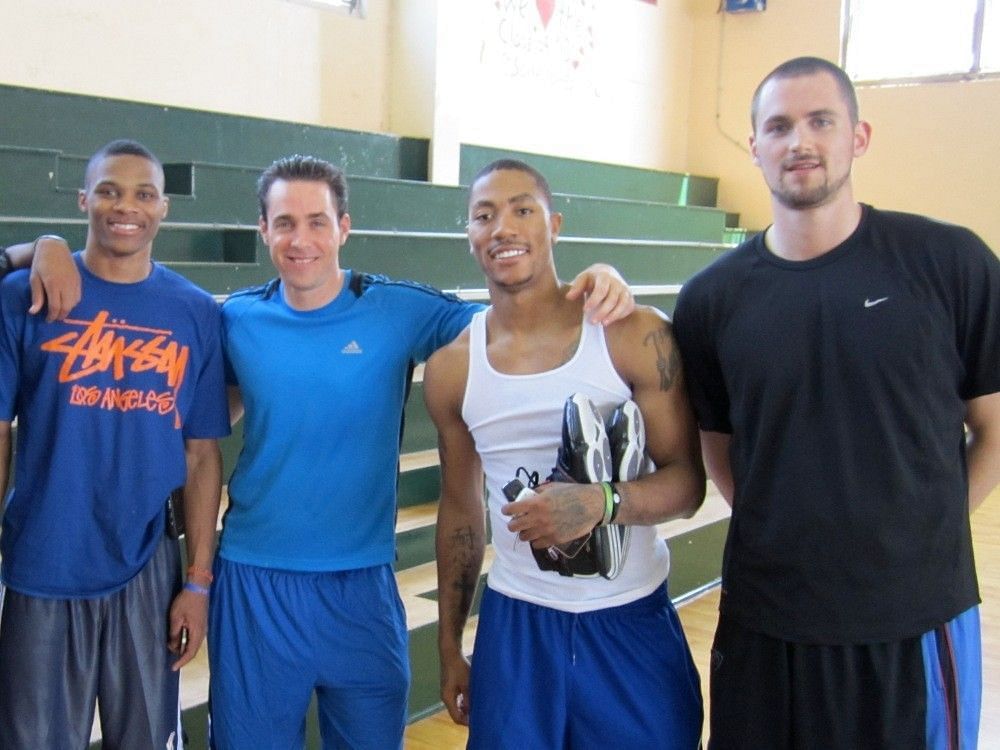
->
[643, 324, 681, 392]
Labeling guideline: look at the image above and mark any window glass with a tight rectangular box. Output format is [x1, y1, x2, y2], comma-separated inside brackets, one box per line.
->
[844, 0, 994, 80]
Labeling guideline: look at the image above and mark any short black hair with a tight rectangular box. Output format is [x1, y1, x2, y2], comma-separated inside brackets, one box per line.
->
[84, 139, 163, 189]
[470, 159, 553, 210]
[257, 155, 349, 221]
[751, 56, 860, 130]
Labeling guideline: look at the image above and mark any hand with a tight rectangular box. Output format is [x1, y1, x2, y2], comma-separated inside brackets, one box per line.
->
[440, 650, 472, 725]
[29, 237, 80, 321]
[502, 482, 604, 548]
[168, 586, 209, 670]
[566, 263, 635, 326]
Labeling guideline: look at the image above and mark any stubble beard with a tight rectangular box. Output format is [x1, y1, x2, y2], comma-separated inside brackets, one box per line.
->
[772, 166, 851, 211]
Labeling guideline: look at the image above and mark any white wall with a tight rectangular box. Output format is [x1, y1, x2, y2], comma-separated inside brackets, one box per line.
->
[454, 0, 695, 171]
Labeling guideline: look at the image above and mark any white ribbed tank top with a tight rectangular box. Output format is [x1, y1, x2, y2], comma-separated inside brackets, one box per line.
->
[461, 309, 670, 612]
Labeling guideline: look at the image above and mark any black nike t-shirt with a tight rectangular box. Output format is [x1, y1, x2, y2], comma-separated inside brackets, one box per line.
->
[673, 205, 1000, 643]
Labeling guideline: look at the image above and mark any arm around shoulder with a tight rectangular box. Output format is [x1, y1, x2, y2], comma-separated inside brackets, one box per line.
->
[605, 306, 706, 524]
[7, 236, 81, 321]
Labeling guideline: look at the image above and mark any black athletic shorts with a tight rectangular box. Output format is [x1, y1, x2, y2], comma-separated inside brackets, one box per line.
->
[708, 609, 981, 750]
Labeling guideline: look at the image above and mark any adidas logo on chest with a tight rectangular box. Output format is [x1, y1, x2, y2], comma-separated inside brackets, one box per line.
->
[341, 340, 363, 354]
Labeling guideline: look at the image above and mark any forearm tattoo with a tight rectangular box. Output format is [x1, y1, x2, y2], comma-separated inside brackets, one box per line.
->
[447, 525, 481, 640]
[644, 324, 681, 391]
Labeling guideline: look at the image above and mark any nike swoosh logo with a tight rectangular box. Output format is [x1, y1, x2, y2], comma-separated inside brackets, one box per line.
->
[864, 297, 889, 308]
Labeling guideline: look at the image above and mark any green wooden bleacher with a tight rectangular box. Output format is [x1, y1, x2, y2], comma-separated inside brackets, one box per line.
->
[0, 84, 734, 746]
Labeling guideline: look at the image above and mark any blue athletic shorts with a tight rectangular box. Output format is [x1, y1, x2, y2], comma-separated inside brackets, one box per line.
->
[708, 605, 982, 749]
[468, 583, 703, 749]
[208, 558, 410, 750]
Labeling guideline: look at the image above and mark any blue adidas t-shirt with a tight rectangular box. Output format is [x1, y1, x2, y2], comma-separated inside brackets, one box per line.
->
[220, 270, 480, 571]
[0, 254, 230, 598]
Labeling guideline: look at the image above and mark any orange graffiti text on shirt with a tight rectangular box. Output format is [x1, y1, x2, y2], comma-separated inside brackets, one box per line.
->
[41, 310, 189, 427]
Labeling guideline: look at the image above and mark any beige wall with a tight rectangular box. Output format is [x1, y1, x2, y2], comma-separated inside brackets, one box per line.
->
[0, 0, 696, 177]
[3, 0, 997, 250]
[855, 79, 1000, 250]
[687, 0, 1000, 251]
[387, 0, 437, 137]
[0, 0, 392, 133]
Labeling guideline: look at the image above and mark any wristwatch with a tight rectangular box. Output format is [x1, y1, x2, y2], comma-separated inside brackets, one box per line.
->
[0, 247, 11, 279]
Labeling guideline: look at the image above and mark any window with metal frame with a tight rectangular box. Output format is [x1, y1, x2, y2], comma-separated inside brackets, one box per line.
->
[842, 0, 998, 83]
[285, 0, 366, 18]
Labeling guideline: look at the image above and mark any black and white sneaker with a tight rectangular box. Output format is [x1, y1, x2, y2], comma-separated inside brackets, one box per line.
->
[532, 393, 614, 577]
[557, 392, 613, 484]
[607, 399, 645, 483]
[531, 394, 644, 579]
[595, 400, 644, 579]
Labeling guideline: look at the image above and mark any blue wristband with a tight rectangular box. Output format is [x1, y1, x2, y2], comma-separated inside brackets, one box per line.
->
[184, 581, 210, 596]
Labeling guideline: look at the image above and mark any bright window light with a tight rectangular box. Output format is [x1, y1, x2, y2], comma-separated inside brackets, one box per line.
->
[983, 0, 1000, 71]
[285, 0, 366, 17]
[843, 0, 997, 81]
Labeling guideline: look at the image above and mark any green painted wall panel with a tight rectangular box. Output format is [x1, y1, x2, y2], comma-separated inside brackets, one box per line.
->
[402, 382, 436, 454]
[1, 84, 429, 180]
[555, 195, 726, 242]
[1, 147, 727, 243]
[461, 144, 719, 208]
[394, 524, 437, 571]
[398, 466, 441, 510]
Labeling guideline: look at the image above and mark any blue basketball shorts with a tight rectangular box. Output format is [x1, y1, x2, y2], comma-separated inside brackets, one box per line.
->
[468, 583, 703, 749]
[208, 558, 410, 750]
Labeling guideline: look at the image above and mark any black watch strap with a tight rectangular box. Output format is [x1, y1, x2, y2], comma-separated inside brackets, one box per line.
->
[0, 247, 12, 278]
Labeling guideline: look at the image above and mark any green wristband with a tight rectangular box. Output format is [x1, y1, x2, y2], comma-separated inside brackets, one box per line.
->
[608, 482, 622, 524]
[599, 482, 614, 526]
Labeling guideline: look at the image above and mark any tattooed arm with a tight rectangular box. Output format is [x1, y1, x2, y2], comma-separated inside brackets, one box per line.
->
[603, 306, 706, 523]
[424, 331, 486, 726]
[505, 306, 706, 549]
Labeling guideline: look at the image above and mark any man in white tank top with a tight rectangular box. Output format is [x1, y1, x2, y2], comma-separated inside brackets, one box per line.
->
[425, 160, 706, 748]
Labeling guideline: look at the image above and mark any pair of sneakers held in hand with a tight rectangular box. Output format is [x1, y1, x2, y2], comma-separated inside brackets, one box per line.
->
[503, 393, 644, 580]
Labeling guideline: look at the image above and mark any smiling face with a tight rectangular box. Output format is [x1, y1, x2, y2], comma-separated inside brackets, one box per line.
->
[259, 178, 351, 311]
[79, 153, 169, 262]
[750, 70, 871, 211]
[467, 168, 562, 292]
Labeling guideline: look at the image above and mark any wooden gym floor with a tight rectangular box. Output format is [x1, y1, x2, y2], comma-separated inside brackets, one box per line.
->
[405, 486, 1000, 748]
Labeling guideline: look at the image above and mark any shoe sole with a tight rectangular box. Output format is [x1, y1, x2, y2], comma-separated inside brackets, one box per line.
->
[562, 393, 612, 483]
[598, 399, 645, 580]
[608, 399, 645, 482]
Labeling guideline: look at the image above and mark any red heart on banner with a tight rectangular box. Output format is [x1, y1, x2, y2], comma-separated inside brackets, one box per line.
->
[536, 0, 555, 28]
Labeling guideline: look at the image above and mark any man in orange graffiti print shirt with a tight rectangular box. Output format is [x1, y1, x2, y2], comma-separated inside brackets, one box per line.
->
[0, 139, 230, 749]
